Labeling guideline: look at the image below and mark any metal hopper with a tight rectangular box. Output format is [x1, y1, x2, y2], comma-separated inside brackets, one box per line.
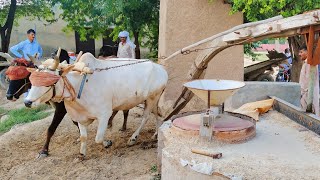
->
[184, 79, 245, 107]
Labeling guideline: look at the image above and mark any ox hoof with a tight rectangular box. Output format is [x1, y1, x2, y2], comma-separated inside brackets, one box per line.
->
[36, 150, 49, 159]
[119, 127, 127, 132]
[127, 138, 137, 146]
[103, 140, 112, 148]
[107, 124, 112, 129]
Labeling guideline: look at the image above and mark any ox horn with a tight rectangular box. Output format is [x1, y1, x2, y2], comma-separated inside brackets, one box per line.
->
[0, 52, 14, 63]
[51, 56, 60, 70]
[27, 53, 37, 64]
[75, 51, 83, 63]
[50, 47, 61, 70]
[56, 47, 61, 57]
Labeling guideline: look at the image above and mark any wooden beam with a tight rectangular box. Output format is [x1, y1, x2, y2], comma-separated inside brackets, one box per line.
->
[300, 24, 320, 34]
[162, 15, 284, 61]
[223, 11, 320, 42]
[307, 26, 315, 65]
[272, 96, 320, 135]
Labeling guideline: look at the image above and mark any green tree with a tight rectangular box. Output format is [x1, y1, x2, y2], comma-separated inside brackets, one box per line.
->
[228, 0, 320, 82]
[53, 0, 160, 59]
[0, 0, 55, 53]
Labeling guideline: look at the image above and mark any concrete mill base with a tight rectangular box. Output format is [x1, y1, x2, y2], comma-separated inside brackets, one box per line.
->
[158, 111, 320, 179]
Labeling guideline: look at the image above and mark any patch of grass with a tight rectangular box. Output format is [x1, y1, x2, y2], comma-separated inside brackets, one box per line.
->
[150, 164, 157, 173]
[150, 165, 161, 180]
[0, 105, 52, 133]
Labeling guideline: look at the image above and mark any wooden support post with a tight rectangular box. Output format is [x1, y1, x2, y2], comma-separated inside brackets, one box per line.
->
[305, 26, 320, 114]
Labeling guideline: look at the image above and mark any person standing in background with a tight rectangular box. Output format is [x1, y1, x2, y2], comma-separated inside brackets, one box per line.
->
[298, 45, 319, 116]
[10, 29, 42, 61]
[284, 48, 292, 65]
[117, 31, 136, 59]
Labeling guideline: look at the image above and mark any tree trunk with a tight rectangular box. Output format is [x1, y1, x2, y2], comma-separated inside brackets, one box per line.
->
[133, 31, 140, 59]
[0, 30, 8, 53]
[0, 0, 17, 54]
[288, 36, 304, 82]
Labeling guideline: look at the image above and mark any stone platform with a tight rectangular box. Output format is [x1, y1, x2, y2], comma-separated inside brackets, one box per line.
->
[158, 111, 320, 179]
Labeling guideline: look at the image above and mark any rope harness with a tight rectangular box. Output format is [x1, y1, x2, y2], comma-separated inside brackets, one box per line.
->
[12, 80, 30, 97]
[29, 71, 76, 102]
[51, 76, 76, 102]
[6, 58, 34, 97]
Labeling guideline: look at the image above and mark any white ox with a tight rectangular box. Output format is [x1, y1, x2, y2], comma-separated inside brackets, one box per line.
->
[25, 53, 168, 157]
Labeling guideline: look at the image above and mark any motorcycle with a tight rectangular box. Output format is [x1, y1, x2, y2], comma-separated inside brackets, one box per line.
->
[276, 64, 290, 82]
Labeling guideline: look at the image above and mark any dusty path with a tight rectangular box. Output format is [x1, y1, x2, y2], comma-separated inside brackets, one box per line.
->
[0, 96, 158, 180]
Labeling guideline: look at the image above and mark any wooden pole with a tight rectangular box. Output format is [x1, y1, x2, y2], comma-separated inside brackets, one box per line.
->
[191, 148, 222, 159]
[306, 26, 315, 113]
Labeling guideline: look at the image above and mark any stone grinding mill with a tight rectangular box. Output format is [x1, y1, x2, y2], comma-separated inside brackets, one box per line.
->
[172, 79, 256, 142]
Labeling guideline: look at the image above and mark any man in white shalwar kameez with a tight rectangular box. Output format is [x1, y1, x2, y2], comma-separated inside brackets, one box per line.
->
[117, 31, 136, 59]
[299, 45, 319, 116]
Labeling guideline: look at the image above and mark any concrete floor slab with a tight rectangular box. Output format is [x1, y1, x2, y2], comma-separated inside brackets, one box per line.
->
[159, 110, 320, 179]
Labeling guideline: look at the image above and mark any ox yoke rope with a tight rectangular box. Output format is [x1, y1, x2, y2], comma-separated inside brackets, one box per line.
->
[94, 60, 150, 72]
[13, 79, 30, 97]
[51, 76, 76, 102]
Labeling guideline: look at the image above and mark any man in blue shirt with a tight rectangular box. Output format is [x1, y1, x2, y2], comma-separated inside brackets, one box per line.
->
[10, 29, 42, 60]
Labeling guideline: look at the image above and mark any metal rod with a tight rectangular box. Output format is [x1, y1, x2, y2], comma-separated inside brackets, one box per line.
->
[207, 90, 210, 109]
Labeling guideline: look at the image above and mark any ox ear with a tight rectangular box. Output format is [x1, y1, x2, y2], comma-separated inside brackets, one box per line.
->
[61, 65, 75, 76]
[26, 68, 36, 73]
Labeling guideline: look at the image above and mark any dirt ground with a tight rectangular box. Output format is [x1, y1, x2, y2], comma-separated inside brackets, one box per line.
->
[0, 90, 159, 180]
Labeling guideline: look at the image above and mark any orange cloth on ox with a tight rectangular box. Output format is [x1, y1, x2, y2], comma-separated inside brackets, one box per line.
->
[6, 58, 34, 80]
[30, 71, 60, 87]
[6, 66, 30, 80]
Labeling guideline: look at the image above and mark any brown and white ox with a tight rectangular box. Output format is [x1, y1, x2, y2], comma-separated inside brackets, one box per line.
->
[25, 53, 168, 157]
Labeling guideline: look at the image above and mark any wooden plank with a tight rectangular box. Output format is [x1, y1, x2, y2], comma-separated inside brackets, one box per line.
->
[244, 59, 284, 74]
[223, 10, 320, 42]
[162, 15, 284, 61]
[307, 26, 315, 65]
